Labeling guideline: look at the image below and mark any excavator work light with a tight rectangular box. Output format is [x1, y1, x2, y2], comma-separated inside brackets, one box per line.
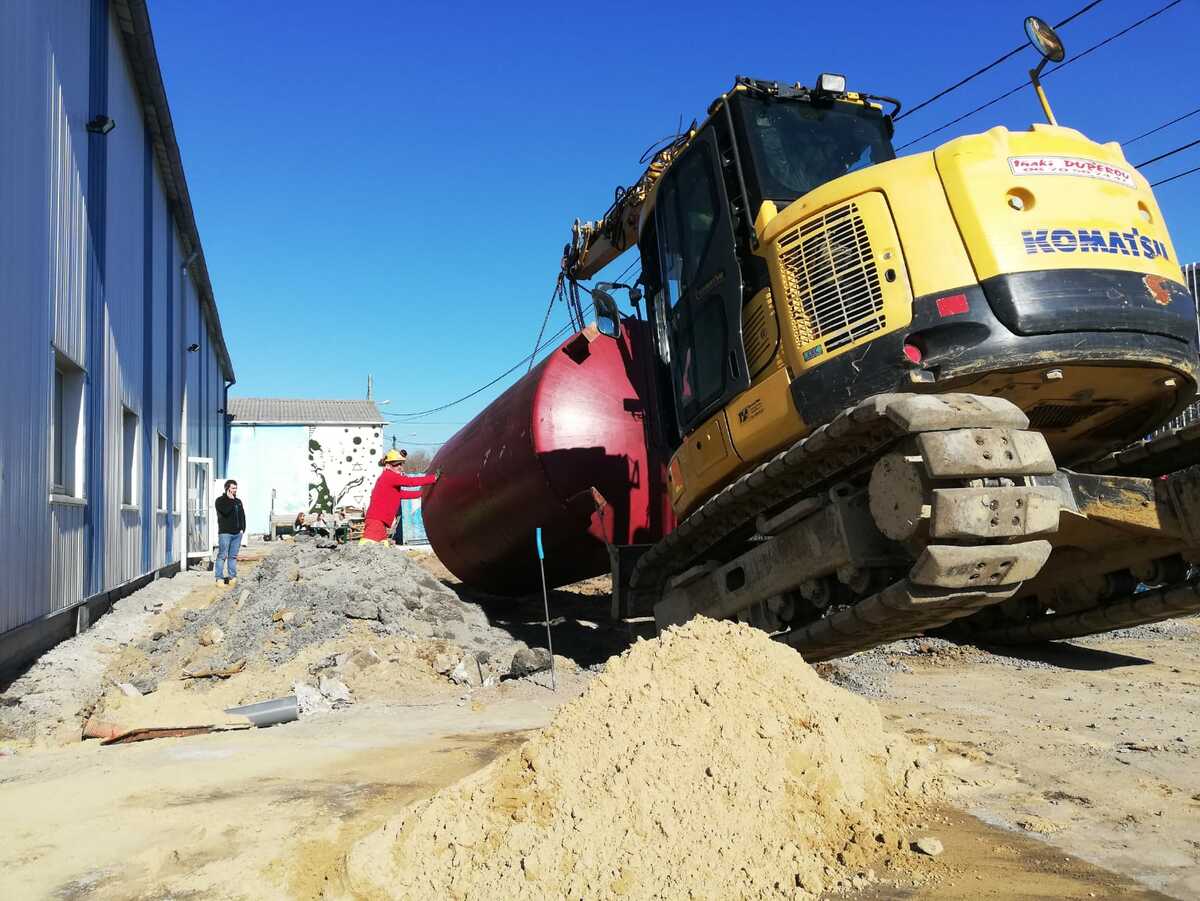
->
[815, 73, 846, 95]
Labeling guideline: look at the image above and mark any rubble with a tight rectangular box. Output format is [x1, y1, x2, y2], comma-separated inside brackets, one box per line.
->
[343, 600, 381, 621]
[913, 836, 944, 856]
[0, 569, 217, 746]
[508, 645, 552, 677]
[318, 675, 353, 706]
[293, 682, 331, 716]
[134, 543, 541, 692]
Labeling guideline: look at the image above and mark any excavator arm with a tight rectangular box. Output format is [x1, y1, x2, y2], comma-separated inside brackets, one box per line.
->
[561, 126, 694, 281]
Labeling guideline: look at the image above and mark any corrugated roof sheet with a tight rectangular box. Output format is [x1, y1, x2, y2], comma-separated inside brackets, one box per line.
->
[228, 398, 386, 425]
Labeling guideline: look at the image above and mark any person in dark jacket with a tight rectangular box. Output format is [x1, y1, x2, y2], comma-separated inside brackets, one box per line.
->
[214, 479, 246, 586]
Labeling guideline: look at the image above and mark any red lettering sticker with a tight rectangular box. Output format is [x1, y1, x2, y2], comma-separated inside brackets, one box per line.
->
[1008, 156, 1134, 188]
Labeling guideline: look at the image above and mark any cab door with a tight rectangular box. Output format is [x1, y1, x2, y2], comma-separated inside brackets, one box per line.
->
[655, 125, 749, 435]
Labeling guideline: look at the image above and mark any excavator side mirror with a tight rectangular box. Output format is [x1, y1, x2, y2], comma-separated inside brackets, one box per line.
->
[1025, 16, 1065, 64]
[1024, 16, 1065, 125]
[593, 286, 621, 339]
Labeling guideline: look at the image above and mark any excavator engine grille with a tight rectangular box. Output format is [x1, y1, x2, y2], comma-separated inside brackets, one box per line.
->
[1027, 403, 1109, 430]
[777, 202, 885, 354]
[742, 292, 776, 374]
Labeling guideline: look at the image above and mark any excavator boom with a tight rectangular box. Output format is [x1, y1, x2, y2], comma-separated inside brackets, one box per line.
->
[562, 127, 693, 281]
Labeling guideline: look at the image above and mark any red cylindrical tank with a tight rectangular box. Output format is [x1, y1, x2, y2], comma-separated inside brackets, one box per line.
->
[424, 320, 673, 595]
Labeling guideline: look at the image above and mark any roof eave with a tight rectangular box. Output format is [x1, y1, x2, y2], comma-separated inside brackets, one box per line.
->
[111, 0, 236, 384]
[231, 420, 387, 427]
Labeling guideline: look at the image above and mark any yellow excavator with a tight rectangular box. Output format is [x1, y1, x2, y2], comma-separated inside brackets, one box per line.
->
[563, 17, 1200, 659]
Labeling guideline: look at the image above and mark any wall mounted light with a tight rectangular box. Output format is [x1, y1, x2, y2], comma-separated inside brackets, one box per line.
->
[86, 115, 116, 135]
[187, 343, 200, 353]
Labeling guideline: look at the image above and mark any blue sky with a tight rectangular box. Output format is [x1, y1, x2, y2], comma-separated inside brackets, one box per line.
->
[150, 0, 1200, 451]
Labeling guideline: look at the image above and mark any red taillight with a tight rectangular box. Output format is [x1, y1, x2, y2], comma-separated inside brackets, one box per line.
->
[902, 342, 923, 364]
[936, 293, 969, 317]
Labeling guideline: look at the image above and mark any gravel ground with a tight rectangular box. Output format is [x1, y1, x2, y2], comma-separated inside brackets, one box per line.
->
[122, 539, 560, 703]
[0, 540, 562, 747]
[0, 569, 215, 745]
[814, 616, 1200, 701]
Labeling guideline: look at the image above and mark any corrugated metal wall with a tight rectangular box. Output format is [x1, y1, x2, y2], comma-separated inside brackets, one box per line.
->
[48, 2, 90, 368]
[106, 11, 143, 588]
[0, 0, 233, 644]
[0, 0, 58, 633]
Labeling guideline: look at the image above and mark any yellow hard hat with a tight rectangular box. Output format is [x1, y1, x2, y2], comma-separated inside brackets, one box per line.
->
[378, 448, 408, 467]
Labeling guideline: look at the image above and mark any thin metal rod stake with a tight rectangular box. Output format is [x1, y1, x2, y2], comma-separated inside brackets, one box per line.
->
[536, 528, 556, 691]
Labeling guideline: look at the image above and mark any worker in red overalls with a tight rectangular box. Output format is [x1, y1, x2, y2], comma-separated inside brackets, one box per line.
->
[361, 449, 439, 544]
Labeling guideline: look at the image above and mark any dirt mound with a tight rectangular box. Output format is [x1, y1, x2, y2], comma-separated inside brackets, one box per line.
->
[136, 542, 522, 686]
[346, 617, 937, 899]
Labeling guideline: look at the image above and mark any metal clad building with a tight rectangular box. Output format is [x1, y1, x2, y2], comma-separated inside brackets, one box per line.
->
[0, 0, 234, 668]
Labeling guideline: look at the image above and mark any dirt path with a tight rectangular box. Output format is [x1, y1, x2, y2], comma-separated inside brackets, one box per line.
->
[860, 806, 1171, 899]
[0, 696, 560, 900]
[841, 623, 1200, 899]
[0, 699, 1170, 901]
[3, 552, 1198, 899]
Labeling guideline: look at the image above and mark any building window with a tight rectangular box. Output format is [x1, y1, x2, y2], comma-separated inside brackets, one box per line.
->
[173, 446, 181, 512]
[51, 353, 84, 497]
[122, 407, 138, 506]
[53, 369, 64, 489]
[157, 433, 168, 511]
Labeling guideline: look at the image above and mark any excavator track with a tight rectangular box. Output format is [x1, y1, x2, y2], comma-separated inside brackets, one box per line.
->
[631, 393, 1060, 661]
[1087, 414, 1200, 479]
[957, 410, 1200, 647]
[968, 579, 1200, 645]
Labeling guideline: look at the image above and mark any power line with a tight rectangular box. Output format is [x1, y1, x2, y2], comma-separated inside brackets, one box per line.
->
[527, 278, 564, 373]
[895, 0, 1105, 122]
[1123, 106, 1200, 146]
[1135, 137, 1200, 168]
[393, 231, 642, 421]
[1151, 163, 1200, 188]
[390, 302, 594, 420]
[380, 417, 468, 424]
[897, 0, 1185, 151]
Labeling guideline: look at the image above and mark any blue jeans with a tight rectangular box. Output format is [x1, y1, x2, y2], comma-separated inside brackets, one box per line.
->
[216, 532, 243, 580]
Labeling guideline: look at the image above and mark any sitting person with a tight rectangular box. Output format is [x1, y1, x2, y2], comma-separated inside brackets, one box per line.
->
[311, 512, 331, 537]
[293, 511, 308, 535]
[332, 509, 351, 543]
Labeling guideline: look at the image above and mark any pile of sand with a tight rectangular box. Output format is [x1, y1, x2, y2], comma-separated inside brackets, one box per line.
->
[345, 618, 937, 899]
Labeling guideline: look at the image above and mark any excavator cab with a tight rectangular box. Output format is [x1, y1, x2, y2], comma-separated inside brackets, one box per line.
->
[635, 78, 904, 449]
[620, 70, 1199, 519]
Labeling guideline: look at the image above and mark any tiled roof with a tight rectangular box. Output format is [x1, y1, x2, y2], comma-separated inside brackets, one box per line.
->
[228, 398, 386, 425]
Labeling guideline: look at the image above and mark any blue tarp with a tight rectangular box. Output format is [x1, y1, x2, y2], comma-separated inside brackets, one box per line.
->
[398, 474, 429, 545]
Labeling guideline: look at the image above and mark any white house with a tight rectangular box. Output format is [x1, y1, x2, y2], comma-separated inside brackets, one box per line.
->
[227, 398, 386, 535]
